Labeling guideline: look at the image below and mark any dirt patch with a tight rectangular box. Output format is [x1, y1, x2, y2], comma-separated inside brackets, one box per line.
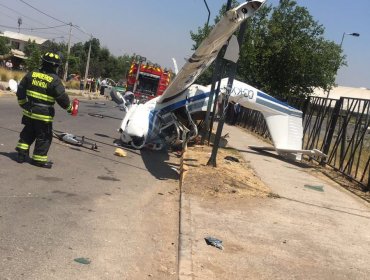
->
[181, 145, 270, 200]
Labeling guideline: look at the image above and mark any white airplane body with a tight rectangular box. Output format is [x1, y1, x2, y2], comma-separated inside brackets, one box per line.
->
[116, 0, 325, 160]
[119, 83, 210, 149]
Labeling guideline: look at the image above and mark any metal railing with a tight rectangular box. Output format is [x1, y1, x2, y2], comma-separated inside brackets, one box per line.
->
[226, 96, 370, 191]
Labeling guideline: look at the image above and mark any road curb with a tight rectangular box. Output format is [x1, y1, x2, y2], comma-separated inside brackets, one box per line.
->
[178, 144, 194, 279]
[178, 192, 194, 280]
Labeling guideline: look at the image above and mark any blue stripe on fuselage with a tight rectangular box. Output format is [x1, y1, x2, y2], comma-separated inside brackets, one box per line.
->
[147, 91, 210, 135]
[159, 91, 210, 114]
[256, 91, 302, 117]
[257, 91, 296, 110]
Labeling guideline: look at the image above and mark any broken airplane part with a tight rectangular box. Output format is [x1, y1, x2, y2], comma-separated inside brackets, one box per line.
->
[53, 131, 98, 150]
[115, 0, 266, 149]
[218, 79, 326, 160]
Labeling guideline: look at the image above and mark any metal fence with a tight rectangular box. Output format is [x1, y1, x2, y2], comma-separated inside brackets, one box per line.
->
[226, 96, 370, 191]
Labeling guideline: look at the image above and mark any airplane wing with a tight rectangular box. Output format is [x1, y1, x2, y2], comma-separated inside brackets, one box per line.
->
[157, 0, 265, 104]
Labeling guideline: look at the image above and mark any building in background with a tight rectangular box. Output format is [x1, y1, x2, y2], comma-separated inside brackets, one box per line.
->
[0, 30, 48, 69]
[313, 86, 370, 100]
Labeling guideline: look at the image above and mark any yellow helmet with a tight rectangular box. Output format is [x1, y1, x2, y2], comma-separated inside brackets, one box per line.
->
[41, 52, 62, 66]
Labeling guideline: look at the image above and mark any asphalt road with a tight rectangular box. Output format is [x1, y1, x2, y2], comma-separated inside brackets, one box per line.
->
[0, 95, 179, 279]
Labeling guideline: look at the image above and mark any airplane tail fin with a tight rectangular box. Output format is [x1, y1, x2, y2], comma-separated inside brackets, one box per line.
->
[264, 114, 303, 151]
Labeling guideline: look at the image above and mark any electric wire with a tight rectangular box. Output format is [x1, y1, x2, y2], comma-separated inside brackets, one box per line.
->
[0, 23, 68, 31]
[0, 9, 16, 21]
[18, 0, 68, 25]
[0, 2, 70, 39]
[2, 0, 93, 51]
[0, 2, 57, 29]
[17, 0, 92, 38]
[25, 30, 68, 36]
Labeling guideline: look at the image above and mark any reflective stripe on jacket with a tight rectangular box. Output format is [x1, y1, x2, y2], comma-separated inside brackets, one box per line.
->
[16, 69, 71, 122]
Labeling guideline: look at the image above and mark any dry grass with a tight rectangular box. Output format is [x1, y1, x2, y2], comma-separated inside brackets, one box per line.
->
[181, 145, 271, 200]
[0, 67, 25, 82]
[0, 68, 81, 91]
[64, 80, 80, 90]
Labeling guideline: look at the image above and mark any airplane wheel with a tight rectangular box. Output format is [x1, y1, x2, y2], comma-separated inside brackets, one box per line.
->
[120, 132, 131, 144]
[110, 88, 124, 105]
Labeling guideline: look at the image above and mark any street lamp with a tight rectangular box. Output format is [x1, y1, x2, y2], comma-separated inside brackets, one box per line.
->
[340, 32, 360, 48]
[327, 32, 360, 98]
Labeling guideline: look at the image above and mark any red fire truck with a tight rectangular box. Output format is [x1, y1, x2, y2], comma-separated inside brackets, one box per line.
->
[126, 59, 172, 102]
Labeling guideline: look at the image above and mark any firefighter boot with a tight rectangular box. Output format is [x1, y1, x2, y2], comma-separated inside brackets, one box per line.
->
[17, 153, 27, 163]
[30, 159, 53, 169]
[15, 148, 28, 164]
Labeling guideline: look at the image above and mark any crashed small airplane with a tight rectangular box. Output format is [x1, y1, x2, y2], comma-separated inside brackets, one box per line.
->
[113, 0, 325, 161]
[115, 1, 265, 147]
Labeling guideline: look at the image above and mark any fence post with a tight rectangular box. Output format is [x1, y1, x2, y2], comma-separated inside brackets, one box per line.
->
[367, 164, 370, 192]
[321, 97, 343, 165]
[339, 113, 348, 171]
[302, 96, 311, 121]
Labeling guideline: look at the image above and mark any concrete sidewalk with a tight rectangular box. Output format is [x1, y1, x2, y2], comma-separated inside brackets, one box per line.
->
[179, 124, 370, 280]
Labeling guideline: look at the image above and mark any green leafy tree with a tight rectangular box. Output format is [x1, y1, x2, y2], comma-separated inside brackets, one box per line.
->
[70, 42, 86, 75]
[190, 0, 239, 85]
[0, 37, 10, 55]
[248, 0, 343, 98]
[85, 38, 100, 59]
[24, 40, 41, 71]
[41, 40, 66, 55]
[190, 0, 344, 98]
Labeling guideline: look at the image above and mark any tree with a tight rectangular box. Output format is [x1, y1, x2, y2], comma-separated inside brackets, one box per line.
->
[190, 0, 344, 99]
[0, 37, 10, 55]
[249, 0, 343, 98]
[70, 42, 86, 75]
[190, 0, 239, 85]
[24, 40, 41, 71]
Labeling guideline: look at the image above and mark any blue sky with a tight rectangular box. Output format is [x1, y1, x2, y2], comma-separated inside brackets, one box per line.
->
[0, 0, 369, 88]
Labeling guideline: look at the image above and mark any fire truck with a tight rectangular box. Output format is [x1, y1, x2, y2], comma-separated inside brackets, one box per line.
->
[126, 59, 172, 102]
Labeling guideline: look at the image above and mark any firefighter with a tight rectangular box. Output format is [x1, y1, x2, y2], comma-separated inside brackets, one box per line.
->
[15, 52, 73, 169]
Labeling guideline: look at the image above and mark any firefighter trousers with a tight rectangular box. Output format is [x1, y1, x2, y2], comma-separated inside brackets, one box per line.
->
[16, 116, 53, 163]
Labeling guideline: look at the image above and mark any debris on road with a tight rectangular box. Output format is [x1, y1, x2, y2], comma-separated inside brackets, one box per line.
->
[304, 184, 324, 192]
[74, 257, 91, 265]
[204, 236, 223, 250]
[53, 131, 98, 150]
[114, 148, 127, 157]
[224, 155, 240, 162]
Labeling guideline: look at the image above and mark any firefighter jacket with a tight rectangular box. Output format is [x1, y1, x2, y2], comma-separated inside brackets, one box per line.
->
[16, 69, 72, 122]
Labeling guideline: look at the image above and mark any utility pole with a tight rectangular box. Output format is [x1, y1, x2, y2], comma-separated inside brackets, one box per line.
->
[326, 32, 359, 98]
[63, 22, 73, 81]
[200, 52, 225, 145]
[83, 35, 92, 92]
[207, 21, 247, 167]
[17, 17, 22, 33]
[201, 0, 233, 145]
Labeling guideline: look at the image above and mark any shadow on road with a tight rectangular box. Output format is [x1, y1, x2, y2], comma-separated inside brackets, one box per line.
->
[280, 195, 370, 219]
[0, 151, 18, 163]
[223, 146, 313, 169]
[140, 149, 179, 180]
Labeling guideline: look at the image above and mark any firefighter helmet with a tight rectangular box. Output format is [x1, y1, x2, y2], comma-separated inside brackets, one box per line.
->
[41, 52, 62, 66]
